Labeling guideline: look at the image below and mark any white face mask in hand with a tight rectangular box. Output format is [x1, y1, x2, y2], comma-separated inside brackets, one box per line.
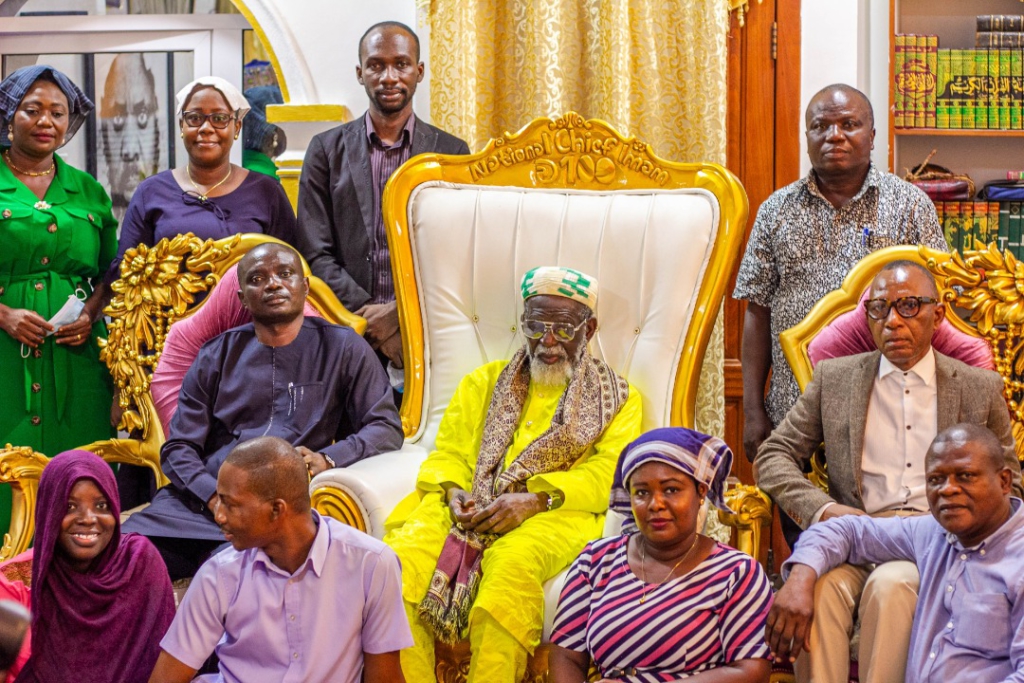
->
[46, 294, 86, 335]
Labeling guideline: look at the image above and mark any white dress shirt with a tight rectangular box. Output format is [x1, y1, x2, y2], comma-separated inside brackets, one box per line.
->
[860, 347, 938, 514]
[812, 348, 938, 524]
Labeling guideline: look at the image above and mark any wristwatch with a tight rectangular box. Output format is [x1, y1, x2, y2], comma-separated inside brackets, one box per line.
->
[545, 490, 565, 511]
[321, 453, 336, 469]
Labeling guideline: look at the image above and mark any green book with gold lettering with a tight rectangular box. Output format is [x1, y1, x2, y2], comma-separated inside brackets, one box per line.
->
[1000, 48, 1012, 128]
[963, 50, 976, 128]
[975, 49, 989, 128]
[1012, 49, 1023, 129]
[936, 49, 953, 128]
[946, 202, 962, 253]
[951, 50, 965, 128]
[895, 35, 908, 128]
[999, 201, 1011, 253]
[926, 35, 938, 128]
[1011, 202, 1023, 260]
[989, 48, 1001, 128]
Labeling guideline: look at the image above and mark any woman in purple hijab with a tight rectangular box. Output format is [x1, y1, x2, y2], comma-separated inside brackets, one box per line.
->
[14, 450, 174, 683]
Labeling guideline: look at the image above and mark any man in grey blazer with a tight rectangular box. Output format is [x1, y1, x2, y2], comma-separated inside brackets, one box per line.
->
[296, 21, 469, 372]
[755, 259, 1020, 683]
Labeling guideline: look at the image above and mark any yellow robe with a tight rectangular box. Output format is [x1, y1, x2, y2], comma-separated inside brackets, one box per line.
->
[384, 359, 643, 651]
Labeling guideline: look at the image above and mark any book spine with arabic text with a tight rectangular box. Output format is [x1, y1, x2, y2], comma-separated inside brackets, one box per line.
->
[999, 49, 1011, 128]
[999, 201, 1011, 254]
[991, 202, 1003, 251]
[936, 49, 952, 128]
[977, 32, 1024, 48]
[989, 49, 1000, 128]
[1011, 50, 1019, 129]
[926, 35, 938, 128]
[895, 35, 907, 128]
[975, 49, 989, 128]
[977, 15, 1024, 32]
[943, 202, 961, 254]
[951, 49, 965, 128]
[1011, 203, 1023, 261]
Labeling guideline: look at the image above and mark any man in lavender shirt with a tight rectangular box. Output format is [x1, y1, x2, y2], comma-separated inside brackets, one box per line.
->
[148, 436, 412, 683]
[767, 423, 1024, 683]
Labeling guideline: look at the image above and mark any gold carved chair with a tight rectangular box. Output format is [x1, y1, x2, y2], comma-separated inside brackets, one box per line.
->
[307, 112, 748, 681]
[782, 243, 1024, 472]
[748, 243, 1022, 683]
[723, 242, 1024, 566]
[0, 233, 362, 560]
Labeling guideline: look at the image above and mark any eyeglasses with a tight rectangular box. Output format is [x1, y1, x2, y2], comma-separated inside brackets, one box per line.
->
[865, 296, 940, 321]
[521, 318, 588, 342]
[181, 111, 236, 129]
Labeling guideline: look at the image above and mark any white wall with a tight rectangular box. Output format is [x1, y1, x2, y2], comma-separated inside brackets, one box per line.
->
[800, 0, 890, 175]
[240, 0, 429, 121]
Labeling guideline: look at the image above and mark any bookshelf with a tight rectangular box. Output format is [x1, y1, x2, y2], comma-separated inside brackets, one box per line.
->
[890, 0, 1024, 186]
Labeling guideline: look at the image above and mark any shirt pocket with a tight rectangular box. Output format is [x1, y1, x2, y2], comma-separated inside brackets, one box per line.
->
[61, 205, 103, 269]
[286, 381, 326, 430]
[953, 592, 1011, 656]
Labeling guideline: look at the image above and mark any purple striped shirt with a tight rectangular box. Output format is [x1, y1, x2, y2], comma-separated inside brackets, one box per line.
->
[552, 535, 773, 682]
[364, 111, 415, 305]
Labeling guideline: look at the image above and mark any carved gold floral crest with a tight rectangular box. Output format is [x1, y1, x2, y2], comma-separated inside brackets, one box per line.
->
[932, 244, 1024, 438]
[102, 233, 240, 435]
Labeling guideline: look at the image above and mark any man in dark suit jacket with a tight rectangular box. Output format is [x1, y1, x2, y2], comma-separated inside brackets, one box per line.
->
[754, 259, 1020, 683]
[296, 21, 469, 371]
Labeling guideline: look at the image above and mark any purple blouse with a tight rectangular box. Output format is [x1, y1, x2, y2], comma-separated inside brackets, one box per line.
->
[108, 169, 296, 280]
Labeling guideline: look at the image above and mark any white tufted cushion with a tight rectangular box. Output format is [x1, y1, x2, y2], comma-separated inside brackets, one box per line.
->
[316, 182, 723, 539]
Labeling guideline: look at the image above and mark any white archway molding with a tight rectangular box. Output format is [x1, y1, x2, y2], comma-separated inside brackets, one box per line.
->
[229, 0, 316, 104]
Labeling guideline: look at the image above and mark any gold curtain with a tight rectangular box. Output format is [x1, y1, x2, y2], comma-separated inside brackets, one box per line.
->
[428, 0, 731, 437]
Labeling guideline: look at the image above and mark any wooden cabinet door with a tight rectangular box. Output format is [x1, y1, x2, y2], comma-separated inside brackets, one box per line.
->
[724, 0, 801, 485]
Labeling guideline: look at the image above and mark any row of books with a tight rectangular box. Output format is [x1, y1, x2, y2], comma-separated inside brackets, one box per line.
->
[938, 201, 1023, 255]
[977, 14, 1024, 48]
[894, 35, 1024, 130]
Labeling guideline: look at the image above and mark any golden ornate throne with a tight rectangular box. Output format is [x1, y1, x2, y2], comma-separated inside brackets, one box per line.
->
[307, 112, 748, 680]
[729, 242, 1024, 566]
[0, 233, 361, 560]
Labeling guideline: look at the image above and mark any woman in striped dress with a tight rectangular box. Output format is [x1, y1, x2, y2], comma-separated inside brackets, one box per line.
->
[550, 428, 773, 683]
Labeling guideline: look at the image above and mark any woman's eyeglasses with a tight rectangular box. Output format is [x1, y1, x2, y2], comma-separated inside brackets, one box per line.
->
[520, 318, 588, 341]
[181, 111, 236, 129]
[865, 296, 940, 320]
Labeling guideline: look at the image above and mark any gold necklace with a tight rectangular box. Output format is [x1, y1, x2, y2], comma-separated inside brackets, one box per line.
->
[186, 164, 231, 201]
[3, 150, 54, 177]
[638, 533, 701, 605]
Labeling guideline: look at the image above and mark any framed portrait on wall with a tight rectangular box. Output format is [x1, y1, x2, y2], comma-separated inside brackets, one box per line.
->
[94, 52, 173, 222]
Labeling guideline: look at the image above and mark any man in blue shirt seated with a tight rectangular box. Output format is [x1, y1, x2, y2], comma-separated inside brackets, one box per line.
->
[768, 423, 1024, 683]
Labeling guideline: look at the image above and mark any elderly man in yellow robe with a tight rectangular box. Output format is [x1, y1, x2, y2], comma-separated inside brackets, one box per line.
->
[384, 266, 642, 681]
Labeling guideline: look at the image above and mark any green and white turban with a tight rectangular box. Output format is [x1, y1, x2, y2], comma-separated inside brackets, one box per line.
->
[520, 266, 598, 311]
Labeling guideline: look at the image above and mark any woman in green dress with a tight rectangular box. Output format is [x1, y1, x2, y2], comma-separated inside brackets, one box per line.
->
[0, 66, 117, 528]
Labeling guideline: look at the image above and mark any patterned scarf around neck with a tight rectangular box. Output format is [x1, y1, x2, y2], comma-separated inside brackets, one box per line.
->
[419, 345, 629, 642]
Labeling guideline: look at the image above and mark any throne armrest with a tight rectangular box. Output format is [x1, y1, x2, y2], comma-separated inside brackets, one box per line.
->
[718, 484, 773, 560]
[309, 442, 429, 539]
[0, 446, 49, 561]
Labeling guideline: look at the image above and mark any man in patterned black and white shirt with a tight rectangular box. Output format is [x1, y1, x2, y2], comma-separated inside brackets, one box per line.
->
[733, 84, 947, 473]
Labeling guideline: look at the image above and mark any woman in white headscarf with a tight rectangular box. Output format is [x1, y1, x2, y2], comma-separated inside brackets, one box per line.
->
[110, 76, 296, 275]
[107, 76, 296, 508]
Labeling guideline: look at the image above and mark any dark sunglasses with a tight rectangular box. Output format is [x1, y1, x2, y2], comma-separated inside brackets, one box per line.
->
[864, 296, 940, 321]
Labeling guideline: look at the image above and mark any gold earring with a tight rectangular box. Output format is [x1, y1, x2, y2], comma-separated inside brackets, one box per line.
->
[180, 131, 184, 139]
[234, 133, 239, 140]
[6, 125, 11, 142]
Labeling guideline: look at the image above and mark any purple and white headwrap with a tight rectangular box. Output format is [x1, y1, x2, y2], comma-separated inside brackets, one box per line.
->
[610, 427, 734, 533]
